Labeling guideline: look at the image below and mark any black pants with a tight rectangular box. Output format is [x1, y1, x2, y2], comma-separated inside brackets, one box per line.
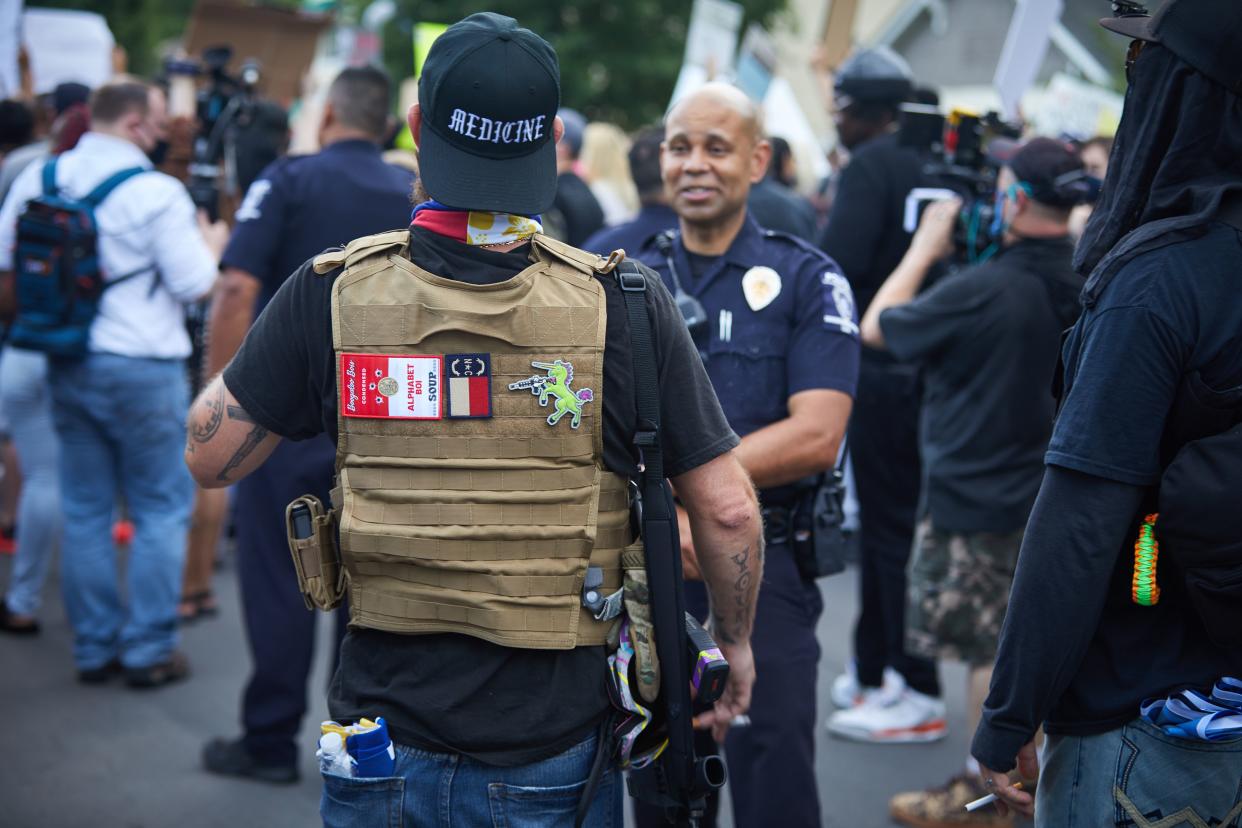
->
[633, 540, 823, 828]
[234, 435, 347, 765]
[848, 359, 940, 696]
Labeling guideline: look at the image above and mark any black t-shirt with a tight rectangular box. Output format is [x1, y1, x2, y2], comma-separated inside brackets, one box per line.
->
[879, 237, 1083, 533]
[973, 220, 1242, 769]
[747, 178, 817, 242]
[548, 172, 605, 248]
[223, 226, 738, 765]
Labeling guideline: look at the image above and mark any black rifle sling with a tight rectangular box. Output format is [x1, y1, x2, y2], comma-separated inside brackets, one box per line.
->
[615, 260, 704, 821]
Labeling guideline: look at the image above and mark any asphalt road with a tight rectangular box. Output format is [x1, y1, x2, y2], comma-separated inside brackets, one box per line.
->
[0, 544, 1004, 828]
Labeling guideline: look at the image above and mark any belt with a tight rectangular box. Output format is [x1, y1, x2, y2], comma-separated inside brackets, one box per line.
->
[762, 505, 792, 544]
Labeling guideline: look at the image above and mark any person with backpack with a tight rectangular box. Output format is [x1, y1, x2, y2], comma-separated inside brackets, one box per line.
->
[0, 78, 227, 686]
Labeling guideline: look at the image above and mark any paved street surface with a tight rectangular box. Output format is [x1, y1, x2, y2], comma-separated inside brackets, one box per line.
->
[1, 544, 1019, 828]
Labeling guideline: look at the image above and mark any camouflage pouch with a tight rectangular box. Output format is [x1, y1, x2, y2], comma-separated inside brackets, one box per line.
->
[617, 542, 660, 704]
[285, 494, 346, 611]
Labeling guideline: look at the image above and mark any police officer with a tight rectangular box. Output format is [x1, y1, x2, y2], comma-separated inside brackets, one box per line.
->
[819, 48, 947, 736]
[185, 14, 762, 825]
[199, 66, 415, 784]
[637, 83, 860, 828]
[974, 1, 1242, 822]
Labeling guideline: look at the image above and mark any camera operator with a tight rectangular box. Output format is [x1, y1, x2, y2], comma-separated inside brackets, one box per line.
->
[857, 138, 1085, 827]
[819, 47, 945, 743]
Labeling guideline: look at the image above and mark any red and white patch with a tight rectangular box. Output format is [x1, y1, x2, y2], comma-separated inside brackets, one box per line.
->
[340, 353, 442, 419]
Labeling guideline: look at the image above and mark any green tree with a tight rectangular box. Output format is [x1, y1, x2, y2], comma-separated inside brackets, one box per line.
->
[363, 0, 787, 129]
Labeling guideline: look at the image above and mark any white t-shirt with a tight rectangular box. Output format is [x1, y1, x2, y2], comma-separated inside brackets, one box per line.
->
[0, 132, 218, 359]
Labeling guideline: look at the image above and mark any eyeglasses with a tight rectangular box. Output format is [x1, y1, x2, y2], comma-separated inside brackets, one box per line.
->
[1125, 38, 1147, 83]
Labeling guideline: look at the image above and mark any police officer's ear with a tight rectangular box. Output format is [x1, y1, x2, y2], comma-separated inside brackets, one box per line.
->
[749, 137, 772, 185]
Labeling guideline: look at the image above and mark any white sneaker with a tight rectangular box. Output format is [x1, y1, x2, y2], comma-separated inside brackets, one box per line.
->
[829, 663, 905, 709]
[825, 686, 948, 743]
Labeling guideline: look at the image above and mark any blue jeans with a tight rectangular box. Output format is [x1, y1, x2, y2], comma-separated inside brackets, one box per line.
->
[50, 354, 192, 669]
[0, 347, 61, 617]
[320, 733, 622, 828]
[1038, 717, 1242, 827]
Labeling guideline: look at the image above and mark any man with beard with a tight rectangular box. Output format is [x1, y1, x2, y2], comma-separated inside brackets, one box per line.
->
[974, 1, 1242, 823]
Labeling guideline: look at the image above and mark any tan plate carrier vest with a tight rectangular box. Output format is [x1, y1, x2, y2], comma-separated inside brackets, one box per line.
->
[313, 230, 636, 650]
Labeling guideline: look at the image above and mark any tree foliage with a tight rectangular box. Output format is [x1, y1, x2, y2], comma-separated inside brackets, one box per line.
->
[361, 0, 787, 129]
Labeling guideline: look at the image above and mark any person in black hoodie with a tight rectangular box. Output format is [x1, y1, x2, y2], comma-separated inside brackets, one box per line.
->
[850, 138, 1086, 827]
[971, 2, 1242, 824]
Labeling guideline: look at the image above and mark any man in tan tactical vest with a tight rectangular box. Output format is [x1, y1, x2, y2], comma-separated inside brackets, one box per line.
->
[185, 12, 762, 827]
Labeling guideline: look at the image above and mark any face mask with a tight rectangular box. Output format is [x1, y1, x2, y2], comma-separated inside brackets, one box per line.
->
[147, 139, 170, 166]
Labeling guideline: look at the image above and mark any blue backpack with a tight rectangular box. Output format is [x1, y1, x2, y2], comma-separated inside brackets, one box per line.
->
[9, 158, 151, 357]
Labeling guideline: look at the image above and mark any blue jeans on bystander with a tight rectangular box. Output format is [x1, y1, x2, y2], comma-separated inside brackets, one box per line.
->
[320, 732, 622, 828]
[1037, 716, 1242, 827]
[50, 353, 192, 670]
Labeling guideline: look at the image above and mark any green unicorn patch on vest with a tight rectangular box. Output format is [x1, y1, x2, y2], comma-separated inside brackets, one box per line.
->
[508, 360, 594, 429]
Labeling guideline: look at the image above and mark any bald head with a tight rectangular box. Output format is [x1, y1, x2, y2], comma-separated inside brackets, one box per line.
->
[661, 82, 771, 240]
[667, 83, 764, 146]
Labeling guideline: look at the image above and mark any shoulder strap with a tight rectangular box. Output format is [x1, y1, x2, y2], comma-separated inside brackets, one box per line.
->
[531, 233, 610, 277]
[83, 167, 147, 207]
[313, 229, 409, 275]
[41, 157, 59, 197]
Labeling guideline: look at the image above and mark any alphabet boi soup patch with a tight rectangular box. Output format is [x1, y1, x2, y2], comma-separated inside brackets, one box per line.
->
[340, 354, 442, 419]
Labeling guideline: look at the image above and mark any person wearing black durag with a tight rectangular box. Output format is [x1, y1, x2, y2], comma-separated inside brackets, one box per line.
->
[971, 1, 1242, 824]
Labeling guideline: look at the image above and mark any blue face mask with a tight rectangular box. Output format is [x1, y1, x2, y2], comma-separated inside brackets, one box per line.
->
[988, 181, 1033, 240]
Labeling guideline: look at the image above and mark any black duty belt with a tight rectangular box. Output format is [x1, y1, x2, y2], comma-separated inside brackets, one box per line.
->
[762, 505, 793, 544]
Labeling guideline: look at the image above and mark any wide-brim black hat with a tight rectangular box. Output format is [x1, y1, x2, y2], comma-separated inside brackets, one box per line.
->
[1100, 0, 1242, 95]
[417, 13, 561, 215]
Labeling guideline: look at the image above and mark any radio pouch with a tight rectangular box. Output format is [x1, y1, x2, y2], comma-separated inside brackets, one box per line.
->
[285, 494, 346, 611]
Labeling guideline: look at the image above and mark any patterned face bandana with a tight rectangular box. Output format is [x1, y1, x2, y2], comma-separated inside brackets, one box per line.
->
[410, 199, 542, 246]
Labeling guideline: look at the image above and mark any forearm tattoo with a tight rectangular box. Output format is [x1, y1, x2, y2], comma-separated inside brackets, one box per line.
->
[187, 384, 225, 453]
[711, 540, 763, 645]
[215, 404, 269, 482]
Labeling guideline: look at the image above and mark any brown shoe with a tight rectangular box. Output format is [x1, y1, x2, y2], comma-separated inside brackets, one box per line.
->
[125, 650, 190, 689]
[890, 774, 1014, 828]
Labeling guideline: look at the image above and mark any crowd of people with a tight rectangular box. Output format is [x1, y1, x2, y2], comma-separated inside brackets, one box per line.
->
[2, 1, 1241, 826]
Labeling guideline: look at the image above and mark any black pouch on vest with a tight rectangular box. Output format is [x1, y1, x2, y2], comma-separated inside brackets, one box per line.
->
[1158, 420, 1242, 648]
[285, 494, 346, 611]
[792, 440, 850, 581]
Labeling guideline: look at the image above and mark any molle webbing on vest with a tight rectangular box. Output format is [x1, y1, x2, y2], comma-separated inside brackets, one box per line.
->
[329, 231, 636, 649]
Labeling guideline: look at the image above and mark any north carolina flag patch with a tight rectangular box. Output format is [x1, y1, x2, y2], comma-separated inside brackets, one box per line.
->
[340, 353, 442, 419]
[445, 353, 492, 418]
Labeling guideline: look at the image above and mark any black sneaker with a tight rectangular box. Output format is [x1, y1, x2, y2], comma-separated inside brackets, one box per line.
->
[124, 650, 190, 689]
[203, 737, 299, 785]
[0, 600, 40, 636]
[77, 657, 123, 685]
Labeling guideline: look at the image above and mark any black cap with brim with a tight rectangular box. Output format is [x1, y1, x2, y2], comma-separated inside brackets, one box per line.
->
[1100, 0, 1242, 95]
[418, 122, 558, 215]
[417, 13, 561, 215]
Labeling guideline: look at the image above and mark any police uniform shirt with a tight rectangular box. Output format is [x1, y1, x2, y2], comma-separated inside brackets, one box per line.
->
[222, 226, 739, 765]
[638, 214, 861, 505]
[581, 203, 677, 257]
[222, 139, 415, 309]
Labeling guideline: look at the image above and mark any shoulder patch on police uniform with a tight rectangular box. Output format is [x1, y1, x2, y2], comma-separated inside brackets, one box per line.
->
[821, 270, 859, 335]
[445, 353, 492, 418]
[340, 353, 442, 419]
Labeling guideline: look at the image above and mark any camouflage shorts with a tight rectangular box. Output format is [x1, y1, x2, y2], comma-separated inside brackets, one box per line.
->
[905, 519, 1023, 666]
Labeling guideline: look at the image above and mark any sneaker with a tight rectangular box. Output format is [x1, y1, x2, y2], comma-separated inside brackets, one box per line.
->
[825, 686, 948, 743]
[0, 599, 40, 636]
[830, 663, 905, 709]
[124, 650, 190, 689]
[77, 657, 123, 685]
[203, 737, 299, 785]
[890, 774, 1013, 828]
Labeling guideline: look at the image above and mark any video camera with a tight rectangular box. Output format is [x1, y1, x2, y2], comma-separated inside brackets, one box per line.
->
[898, 104, 1023, 262]
[167, 46, 266, 221]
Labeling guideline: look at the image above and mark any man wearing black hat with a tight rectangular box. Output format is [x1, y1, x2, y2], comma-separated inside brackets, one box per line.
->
[818, 46, 947, 744]
[853, 138, 1086, 827]
[184, 12, 761, 826]
[972, 1, 1242, 823]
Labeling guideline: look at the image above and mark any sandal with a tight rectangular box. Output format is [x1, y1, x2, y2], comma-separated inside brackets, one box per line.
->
[177, 590, 220, 623]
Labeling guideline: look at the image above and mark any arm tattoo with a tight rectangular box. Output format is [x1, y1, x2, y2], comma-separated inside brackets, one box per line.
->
[711, 541, 761, 645]
[190, 384, 224, 444]
[215, 404, 268, 482]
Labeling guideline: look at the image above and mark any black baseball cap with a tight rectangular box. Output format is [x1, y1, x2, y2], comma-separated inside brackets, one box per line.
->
[1100, 0, 1242, 95]
[417, 13, 561, 215]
